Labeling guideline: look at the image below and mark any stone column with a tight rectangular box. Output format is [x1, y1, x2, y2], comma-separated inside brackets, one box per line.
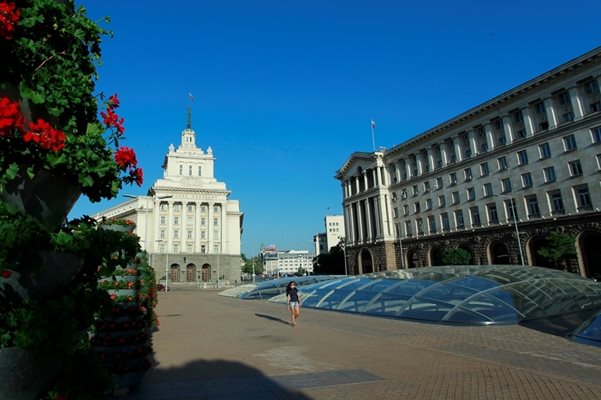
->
[521, 106, 534, 137]
[453, 137, 462, 162]
[484, 122, 494, 151]
[364, 199, 373, 242]
[502, 115, 513, 143]
[207, 202, 214, 253]
[568, 85, 584, 120]
[426, 147, 435, 171]
[467, 130, 477, 157]
[543, 96, 558, 129]
[405, 158, 412, 180]
[415, 152, 424, 176]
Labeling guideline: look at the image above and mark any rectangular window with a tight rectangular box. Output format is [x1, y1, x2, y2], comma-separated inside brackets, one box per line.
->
[198, 166, 202, 176]
[213, 206, 220, 213]
[487, 203, 499, 224]
[568, 160, 583, 177]
[467, 187, 476, 201]
[535, 102, 545, 114]
[539, 143, 551, 159]
[214, 218, 219, 226]
[425, 198, 433, 211]
[483, 182, 493, 197]
[187, 230, 193, 239]
[501, 178, 512, 193]
[543, 166, 556, 183]
[526, 195, 540, 218]
[450, 172, 457, 186]
[160, 216, 165, 225]
[405, 221, 413, 237]
[201, 230, 206, 239]
[173, 216, 179, 225]
[201, 217, 206, 226]
[454, 210, 465, 229]
[438, 195, 446, 208]
[597, 154, 601, 170]
[201, 245, 206, 254]
[559, 92, 570, 105]
[517, 150, 528, 165]
[504, 199, 518, 222]
[591, 126, 601, 144]
[189, 165, 193, 176]
[414, 202, 421, 214]
[412, 185, 419, 196]
[174, 230, 179, 239]
[436, 176, 443, 189]
[470, 206, 481, 227]
[563, 134, 577, 151]
[480, 162, 489, 176]
[562, 112, 575, 123]
[464, 168, 473, 181]
[416, 218, 424, 236]
[549, 191, 565, 215]
[575, 185, 592, 211]
[173, 204, 181, 211]
[428, 215, 437, 234]
[441, 213, 450, 232]
[452, 191, 460, 205]
[423, 181, 431, 192]
[187, 244, 193, 253]
[521, 172, 533, 188]
[498, 156, 508, 171]
[160, 230, 165, 239]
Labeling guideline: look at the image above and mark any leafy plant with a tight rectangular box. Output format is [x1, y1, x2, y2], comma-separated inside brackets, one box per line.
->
[442, 248, 472, 265]
[537, 231, 577, 270]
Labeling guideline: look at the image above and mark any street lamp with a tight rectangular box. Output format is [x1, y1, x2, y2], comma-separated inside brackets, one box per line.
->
[495, 194, 525, 266]
[339, 237, 348, 276]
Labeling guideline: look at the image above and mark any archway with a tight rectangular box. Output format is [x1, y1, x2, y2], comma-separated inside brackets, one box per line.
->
[526, 236, 553, 269]
[489, 241, 510, 265]
[201, 263, 211, 282]
[430, 247, 444, 266]
[578, 230, 601, 278]
[169, 263, 180, 282]
[186, 264, 197, 282]
[407, 249, 419, 268]
[360, 248, 373, 274]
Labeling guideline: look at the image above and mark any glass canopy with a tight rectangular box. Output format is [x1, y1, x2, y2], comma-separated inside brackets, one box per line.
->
[267, 265, 601, 327]
[219, 275, 343, 299]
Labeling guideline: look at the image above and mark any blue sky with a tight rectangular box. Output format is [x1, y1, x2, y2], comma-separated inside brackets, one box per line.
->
[70, 0, 601, 256]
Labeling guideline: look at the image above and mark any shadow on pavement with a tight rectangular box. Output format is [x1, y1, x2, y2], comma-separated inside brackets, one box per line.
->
[113, 359, 312, 399]
[255, 313, 292, 326]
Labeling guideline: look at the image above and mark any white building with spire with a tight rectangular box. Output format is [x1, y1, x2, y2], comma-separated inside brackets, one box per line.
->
[96, 109, 244, 287]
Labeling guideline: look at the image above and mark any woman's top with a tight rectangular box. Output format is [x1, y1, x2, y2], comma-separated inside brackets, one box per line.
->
[288, 287, 299, 303]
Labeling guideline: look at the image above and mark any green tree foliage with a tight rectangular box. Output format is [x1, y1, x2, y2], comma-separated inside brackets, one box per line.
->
[241, 256, 263, 275]
[442, 248, 472, 265]
[313, 244, 346, 275]
[537, 231, 577, 269]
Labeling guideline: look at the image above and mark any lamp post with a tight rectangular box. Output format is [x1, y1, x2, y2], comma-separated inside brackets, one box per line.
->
[339, 237, 348, 276]
[495, 194, 525, 266]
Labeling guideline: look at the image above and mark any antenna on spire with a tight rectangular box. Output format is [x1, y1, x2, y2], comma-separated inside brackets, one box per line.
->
[186, 106, 192, 129]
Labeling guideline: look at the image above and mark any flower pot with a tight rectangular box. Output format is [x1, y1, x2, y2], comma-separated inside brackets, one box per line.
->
[0, 251, 82, 301]
[1, 169, 81, 229]
[0, 346, 63, 400]
[100, 224, 135, 233]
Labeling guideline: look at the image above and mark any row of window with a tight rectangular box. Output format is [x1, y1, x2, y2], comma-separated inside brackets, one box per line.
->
[394, 185, 593, 238]
[159, 203, 221, 213]
[159, 228, 220, 240]
[391, 128, 601, 202]
[158, 243, 220, 254]
[160, 215, 220, 226]
[179, 164, 202, 176]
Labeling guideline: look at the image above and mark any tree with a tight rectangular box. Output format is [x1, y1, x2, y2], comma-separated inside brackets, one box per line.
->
[241, 256, 263, 275]
[313, 244, 346, 275]
[442, 248, 472, 265]
[537, 231, 577, 271]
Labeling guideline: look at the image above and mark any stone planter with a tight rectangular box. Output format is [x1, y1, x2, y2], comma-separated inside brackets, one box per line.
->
[0, 251, 82, 301]
[99, 224, 135, 233]
[0, 346, 63, 400]
[1, 169, 81, 230]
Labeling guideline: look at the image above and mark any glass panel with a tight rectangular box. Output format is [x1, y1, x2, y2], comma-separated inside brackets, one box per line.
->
[455, 294, 523, 323]
[398, 298, 455, 321]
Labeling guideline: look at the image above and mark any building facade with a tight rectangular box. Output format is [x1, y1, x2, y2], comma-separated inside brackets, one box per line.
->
[96, 110, 244, 287]
[261, 246, 315, 276]
[336, 47, 601, 279]
[313, 215, 346, 255]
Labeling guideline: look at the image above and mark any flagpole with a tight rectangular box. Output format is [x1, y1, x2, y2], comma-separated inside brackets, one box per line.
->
[370, 119, 376, 152]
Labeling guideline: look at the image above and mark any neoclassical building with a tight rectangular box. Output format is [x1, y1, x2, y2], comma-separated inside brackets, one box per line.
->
[336, 46, 601, 278]
[96, 110, 244, 287]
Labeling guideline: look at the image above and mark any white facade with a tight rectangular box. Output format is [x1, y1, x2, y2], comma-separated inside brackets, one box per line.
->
[337, 47, 601, 276]
[325, 215, 345, 251]
[96, 110, 244, 285]
[261, 247, 315, 276]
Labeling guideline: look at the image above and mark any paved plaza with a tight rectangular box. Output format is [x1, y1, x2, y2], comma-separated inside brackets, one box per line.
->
[114, 289, 601, 400]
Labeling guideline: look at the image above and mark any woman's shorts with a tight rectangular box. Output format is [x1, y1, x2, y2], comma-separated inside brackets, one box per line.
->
[289, 301, 299, 308]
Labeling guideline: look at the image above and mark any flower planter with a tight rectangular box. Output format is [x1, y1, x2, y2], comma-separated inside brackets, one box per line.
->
[1, 169, 81, 230]
[100, 224, 135, 233]
[0, 251, 82, 301]
[0, 346, 64, 400]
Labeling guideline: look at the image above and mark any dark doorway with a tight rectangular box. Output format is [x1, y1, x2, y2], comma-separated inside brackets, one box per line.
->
[490, 241, 510, 265]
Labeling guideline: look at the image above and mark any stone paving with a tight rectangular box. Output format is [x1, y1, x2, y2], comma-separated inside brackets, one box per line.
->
[111, 289, 601, 400]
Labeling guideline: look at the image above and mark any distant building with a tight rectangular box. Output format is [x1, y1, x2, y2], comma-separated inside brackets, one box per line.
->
[95, 109, 244, 286]
[336, 47, 601, 278]
[261, 246, 314, 276]
[313, 215, 346, 255]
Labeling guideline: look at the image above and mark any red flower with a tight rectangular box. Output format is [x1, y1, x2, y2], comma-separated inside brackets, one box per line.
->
[133, 167, 143, 186]
[0, 97, 23, 136]
[100, 107, 125, 135]
[1, 270, 12, 278]
[24, 119, 66, 152]
[114, 146, 137, 169]
[0, 2, 20, 40]
[108, 94, 120, 109]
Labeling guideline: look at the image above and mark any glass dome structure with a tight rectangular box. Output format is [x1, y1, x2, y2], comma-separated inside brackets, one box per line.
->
[268, 265, 601, 326]
[219, 275, 343, 299]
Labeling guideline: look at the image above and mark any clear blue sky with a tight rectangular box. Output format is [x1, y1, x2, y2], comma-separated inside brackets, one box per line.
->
[70, 0, 601, 256]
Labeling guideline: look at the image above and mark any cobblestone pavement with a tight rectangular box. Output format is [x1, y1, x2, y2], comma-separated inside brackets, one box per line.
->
[110, 290, 601, 400]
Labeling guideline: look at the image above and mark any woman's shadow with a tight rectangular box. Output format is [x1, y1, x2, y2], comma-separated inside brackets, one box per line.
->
[255, 313, 292, 326]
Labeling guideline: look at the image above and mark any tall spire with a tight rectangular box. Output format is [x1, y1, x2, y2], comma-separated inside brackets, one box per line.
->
[186, 106, 192, 129]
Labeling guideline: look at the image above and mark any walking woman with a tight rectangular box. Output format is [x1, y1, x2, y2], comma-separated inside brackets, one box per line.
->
[286, 281, 301, 326]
